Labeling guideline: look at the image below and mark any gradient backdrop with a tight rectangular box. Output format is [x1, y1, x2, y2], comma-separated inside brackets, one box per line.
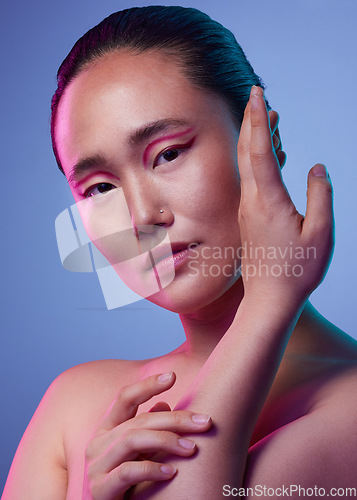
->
[1, 0, 356, 490]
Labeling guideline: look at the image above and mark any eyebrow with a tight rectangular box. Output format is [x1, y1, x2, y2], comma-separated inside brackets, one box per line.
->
[68, 118, 192, 187]
[128, 118, 192, 147]
[67, 154, 108, 187]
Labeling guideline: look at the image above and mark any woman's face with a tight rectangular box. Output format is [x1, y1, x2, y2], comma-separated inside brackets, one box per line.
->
[55, 50, 242, 313]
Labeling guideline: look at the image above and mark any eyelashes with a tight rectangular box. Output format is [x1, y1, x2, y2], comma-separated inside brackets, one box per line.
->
[83, 137, 195, 198]
[154, 146, 185, 167]
[154, 137, 195, 167]
[84, 182, 116, 198]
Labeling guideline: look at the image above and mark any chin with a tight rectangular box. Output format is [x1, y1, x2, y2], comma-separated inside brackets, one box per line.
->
[144, 272, 241, 314]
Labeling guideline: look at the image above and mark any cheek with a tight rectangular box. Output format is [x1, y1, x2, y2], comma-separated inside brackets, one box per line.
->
[181, 153, 241, 230]
[75, 190, 151, 276]
[75, 192, 175, 300]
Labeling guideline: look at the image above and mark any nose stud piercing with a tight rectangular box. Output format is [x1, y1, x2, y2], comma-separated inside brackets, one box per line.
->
[159, 209, 164, 213]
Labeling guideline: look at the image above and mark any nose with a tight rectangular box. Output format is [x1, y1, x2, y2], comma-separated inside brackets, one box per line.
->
[124, 177, 173, 236]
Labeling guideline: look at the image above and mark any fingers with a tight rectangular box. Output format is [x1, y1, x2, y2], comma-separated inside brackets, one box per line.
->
[91, 409, 211, 472]
[99, 428, 197, 473]
[249, 86, 285, 194]
[101, 460, 176, 497]
[85, 373, 213, 498]
[303, 164, 334, 239]
[237, 100, 255, 191]
[86, 408, 211, 498]
[269, 110, 279, 135]
[238, 86, 289, 205]
[100, 372, 176, 431]
[268, 112, 287, 170]
[124, 409, 212, 434]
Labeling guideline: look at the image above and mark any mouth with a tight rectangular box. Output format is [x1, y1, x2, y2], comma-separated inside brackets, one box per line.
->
[145, 241, 199, 272]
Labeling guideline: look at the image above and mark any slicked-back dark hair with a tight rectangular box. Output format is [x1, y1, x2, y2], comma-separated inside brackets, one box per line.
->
[51, 5, 267, 172]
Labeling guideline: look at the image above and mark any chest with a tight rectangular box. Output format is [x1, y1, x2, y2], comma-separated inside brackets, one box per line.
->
[63, 359, 340, 498]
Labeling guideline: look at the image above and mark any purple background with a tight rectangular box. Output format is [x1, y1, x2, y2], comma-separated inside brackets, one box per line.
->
[1, 0, 356, 490]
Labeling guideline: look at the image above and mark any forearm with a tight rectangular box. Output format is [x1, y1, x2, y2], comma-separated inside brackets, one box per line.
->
[132, 295, 306, 498]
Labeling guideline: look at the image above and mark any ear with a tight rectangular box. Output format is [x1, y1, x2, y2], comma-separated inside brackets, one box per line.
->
[269, 110, 286, 170]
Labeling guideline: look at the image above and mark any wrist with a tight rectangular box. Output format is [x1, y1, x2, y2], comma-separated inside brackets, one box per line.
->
[235, 289, 307, 340]
[242, 283, 308, 313]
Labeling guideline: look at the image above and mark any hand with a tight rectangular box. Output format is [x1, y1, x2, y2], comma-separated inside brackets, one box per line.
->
[237, 86, 334, 306]
[82, 372, 212, 499]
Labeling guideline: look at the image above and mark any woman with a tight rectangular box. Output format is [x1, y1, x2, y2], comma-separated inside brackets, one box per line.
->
[3, 6, 357, 499]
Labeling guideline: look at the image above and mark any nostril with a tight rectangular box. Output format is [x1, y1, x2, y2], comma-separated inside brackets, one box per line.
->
[135, 224, 157, 234]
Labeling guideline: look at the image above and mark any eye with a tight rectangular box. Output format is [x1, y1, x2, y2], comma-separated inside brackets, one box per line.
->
[85, 182, 116, 198]
[154, 147, 184, 167]
[153, 137, 195, 168]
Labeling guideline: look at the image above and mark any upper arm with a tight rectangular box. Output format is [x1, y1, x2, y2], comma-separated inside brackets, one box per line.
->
[243, 401, 357, 496]
[2, 359, 135, 500]
[2, 374, 68, 500]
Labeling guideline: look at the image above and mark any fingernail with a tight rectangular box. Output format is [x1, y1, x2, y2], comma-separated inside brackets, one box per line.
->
[178, 438, 196, 450]
[157, 371, 173, 383]
[192, 414, 210, 424]
[160, 464, 176, 475]
[312, 164, 327, 177]
[251, 85, 260, 96]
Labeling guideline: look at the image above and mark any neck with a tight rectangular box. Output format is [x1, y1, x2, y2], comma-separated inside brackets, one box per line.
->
[178, 277, 244, 358]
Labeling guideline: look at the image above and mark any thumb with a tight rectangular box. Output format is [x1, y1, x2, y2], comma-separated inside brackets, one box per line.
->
[303, 163, 334, 239]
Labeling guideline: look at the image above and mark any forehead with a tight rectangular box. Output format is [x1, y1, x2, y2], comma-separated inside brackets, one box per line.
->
[55, 50, 232, 170]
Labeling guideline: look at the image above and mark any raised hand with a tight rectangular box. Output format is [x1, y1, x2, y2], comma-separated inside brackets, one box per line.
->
[82, 372, 212, 499]
[237, 86, 334, 307]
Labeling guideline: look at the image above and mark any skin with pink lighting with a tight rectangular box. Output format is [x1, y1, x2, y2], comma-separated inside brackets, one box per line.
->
[3, 15, 357, 500]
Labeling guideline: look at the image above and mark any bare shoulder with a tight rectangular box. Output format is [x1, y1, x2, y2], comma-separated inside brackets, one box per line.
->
[53, 358, 144, 404]
[2, 359, 143, 499]
[244, 363, 357, 491]
[45, 359, 147, 452]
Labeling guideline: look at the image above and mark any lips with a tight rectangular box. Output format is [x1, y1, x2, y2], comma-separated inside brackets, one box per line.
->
[145, 241, 198, 270]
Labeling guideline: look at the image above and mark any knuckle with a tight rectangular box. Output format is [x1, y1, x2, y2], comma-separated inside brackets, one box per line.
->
[119, 432, 130, 450]
[134, 412, 147, 426]
[120, 427, 136, 448]
[116, 387, 140, 415]
[250, 148, 273, 165]
[171, 410, 183, 426]
[116, 462, 131, 484]
[238, 196, 254, 215]
[117, 384, 132, 403]
[117, 460, 152, 485]
[250, 150, 265, 164]
[309, 178, 333, 194]
[158, 430, 174, 446]
[138, 460, 152, 477]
